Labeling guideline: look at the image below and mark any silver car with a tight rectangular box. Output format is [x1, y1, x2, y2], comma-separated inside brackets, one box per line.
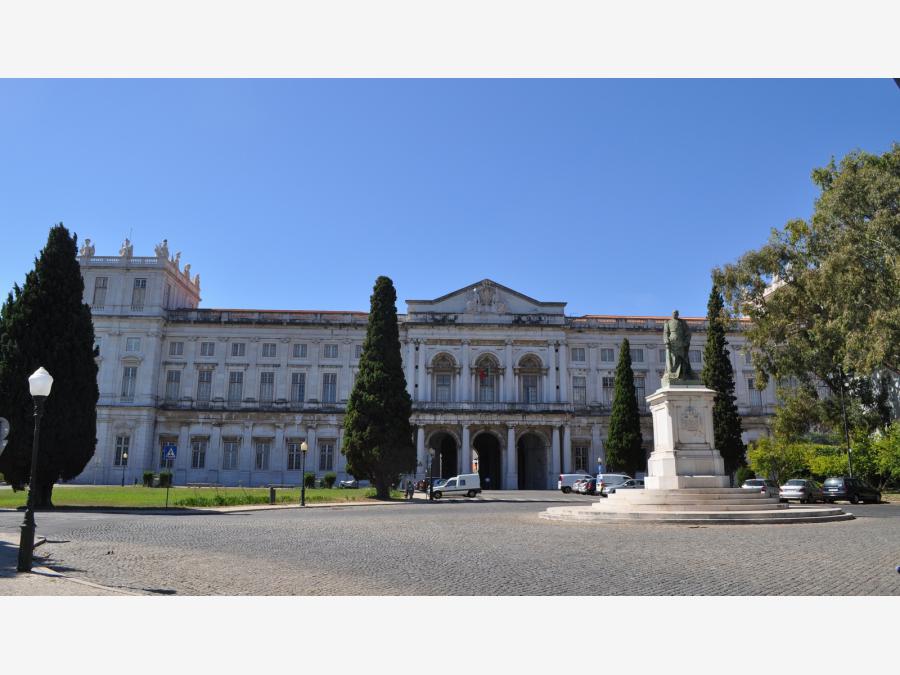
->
[741, 478, 779, 498]
[779, 479, 823, 504]
[598, 473, 633, 496]
[605, 478, 645, 495]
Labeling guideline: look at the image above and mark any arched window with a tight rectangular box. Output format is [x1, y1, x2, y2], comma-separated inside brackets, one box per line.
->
[474, 354, 500, 403]
[518, 355, 543, 403]
[430, 353, 457, 403]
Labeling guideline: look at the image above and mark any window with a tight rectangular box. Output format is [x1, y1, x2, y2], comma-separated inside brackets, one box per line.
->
[92, 277, 108, 308]
[632, 348, 644, 363]
[125, 337, 141, 352]
[121, 366, 137, 400]
[659, 348, 667, 364]
[574, 445, 589, 472]
[114, 435, 130, 466]
[290, 372, 306, 402]
[689, 350, 702, 364]
[522, 374, 539, 403]
[287, 440, 305, 471]
[191, 438, 208, 469]
[165, 370, 181, 401]
[748, 378, 763, 408]
[231, 342, 246, 357]
[634, 374, 646, 407]
[319, 441, 335, 471]
[200, 341, 215, 357]
[323, 344, 339, 359]
[131, 278, 147, 311]
[227, 371, 243, 403]
[322, 372, 337, 403]
[573, 376, 587, 404]
[435, 373, 451, 402]
[292, 343, 307, 358]
[744, 350, 753, 365]
[570, 347, 586, 362]
[259, 371, 275, 403]
[355, 344, 363, 359]
[476, 356, 499, 403]
[159, 438, 176, 469]
[223, 438, 240, 470]
[196, 369, 212, 402]
[169, 341, 184, 356]
[601, 376, 615, 404]
[254, 439, 271, 470]
[261, 343, 277, 358]
[600, 348, 615, 362]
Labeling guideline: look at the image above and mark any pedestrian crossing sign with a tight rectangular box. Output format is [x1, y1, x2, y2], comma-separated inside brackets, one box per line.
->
[163, 443, 177, 460]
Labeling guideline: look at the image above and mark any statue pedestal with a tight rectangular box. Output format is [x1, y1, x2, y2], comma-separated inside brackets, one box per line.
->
[643, 384, 730, 490]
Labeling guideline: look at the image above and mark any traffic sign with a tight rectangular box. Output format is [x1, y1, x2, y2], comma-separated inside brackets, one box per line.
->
[163, 443, 177, 461]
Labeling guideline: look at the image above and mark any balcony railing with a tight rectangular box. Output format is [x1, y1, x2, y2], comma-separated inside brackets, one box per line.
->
[167, 309, 368, 326]
[412, 401, 574, 414]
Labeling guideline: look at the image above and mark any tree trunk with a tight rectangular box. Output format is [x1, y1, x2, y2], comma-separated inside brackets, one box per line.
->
[374, 477, 391, 500]
[32, 482, 55, 509]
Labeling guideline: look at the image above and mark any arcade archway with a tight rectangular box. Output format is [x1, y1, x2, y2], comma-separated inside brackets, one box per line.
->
[473, 431, 502, 490]
[517, 432, 548, 490]
[428, 431, 458, 479]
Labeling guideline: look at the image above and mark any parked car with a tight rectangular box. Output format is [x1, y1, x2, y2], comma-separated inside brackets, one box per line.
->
[741, 478, 779, 498]
[605, 478, 645, 494]
[779, 479, 823, 504]
[432, 473, 481, 499]
[822, 476, 881, 504]
[598, 473, 633, 496]
[574, 477, 597, 495]
[558, 471, 593, 494]
[338, 478, 371, 489]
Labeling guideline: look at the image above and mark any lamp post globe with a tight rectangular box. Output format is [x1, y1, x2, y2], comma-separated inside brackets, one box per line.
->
[300, 440, 309, 507]
[18, 367, 54, 572]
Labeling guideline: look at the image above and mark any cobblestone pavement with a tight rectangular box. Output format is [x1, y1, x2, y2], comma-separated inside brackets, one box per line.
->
[1, 497, 898, 595]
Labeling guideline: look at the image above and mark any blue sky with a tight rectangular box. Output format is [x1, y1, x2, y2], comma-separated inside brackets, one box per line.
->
[0, 79, 896, 317]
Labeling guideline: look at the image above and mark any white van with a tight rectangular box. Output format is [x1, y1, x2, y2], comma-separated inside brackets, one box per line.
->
[431, 473, 481, 499]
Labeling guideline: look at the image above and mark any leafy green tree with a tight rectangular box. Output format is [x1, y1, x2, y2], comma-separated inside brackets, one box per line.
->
[716, 145, 900, 437]
[746, 437, 810, 484]
[872, 422, 900, 487]
[0, 224, 98, 507]
[701, 283, 746, 476]
[342, 276, 415, 499]
[606, 338, 644, 475]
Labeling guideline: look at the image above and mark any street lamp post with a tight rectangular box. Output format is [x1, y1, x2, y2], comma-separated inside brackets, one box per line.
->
[18, 367, 53, 573]
[428, 447, 435, 501]
[121, 451, 128, 487]
[300, 440, 309, 507]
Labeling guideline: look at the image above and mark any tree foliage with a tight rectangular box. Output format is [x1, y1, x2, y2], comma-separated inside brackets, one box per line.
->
[700, 283, 746, 474]
[716, 145, 900, 437]
[0, 224, 98, 506]
[606, 338, 644, 475]
[342, 276, 414, 499]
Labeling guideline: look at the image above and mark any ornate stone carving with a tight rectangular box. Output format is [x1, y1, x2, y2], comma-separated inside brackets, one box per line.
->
[119, 238, 133, 258]
[466, 280, 507, 314]
[154, 239, 169, 260]
[79, 238, 95, 257]
[680, 406, 701, 433]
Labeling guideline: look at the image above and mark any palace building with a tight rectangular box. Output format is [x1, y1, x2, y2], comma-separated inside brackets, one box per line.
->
[76, 241, 775, 489]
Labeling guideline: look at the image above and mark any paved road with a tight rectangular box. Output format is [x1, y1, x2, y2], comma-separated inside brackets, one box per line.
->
[1, 496, 898, 595]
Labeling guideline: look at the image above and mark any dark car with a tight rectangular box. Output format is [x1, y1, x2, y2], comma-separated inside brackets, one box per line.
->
[822, 476, 881, 504]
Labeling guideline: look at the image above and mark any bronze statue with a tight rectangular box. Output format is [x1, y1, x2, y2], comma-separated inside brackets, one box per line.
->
[663, 310, 697, 382]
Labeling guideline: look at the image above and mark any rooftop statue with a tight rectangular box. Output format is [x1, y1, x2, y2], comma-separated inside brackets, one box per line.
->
[119, 238, 133, 258]
[79, 238, 95, 257]
[663, 310, 699, 384]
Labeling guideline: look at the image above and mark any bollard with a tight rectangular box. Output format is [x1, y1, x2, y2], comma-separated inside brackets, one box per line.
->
[269, 487, 276, 505]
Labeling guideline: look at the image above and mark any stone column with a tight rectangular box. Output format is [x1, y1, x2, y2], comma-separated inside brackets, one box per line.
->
[461, 424, 471, 476]
[416, 341, 426, 401]
[506, 424, 518, 490]
[558, 340, 568, 403]
[591, 423, 603, 472]
[241, 423, 253, 485]
[176, 425, 190, 486]
[274, 424, 286, 484]
[505, 339, 514, 402]
[550, 426, 561, 486]
[308, 340, 320, 401]
[406, 339, 415, 397]
[340, 339, 352, 401]
[461, 340, 470, 401]
[306, 424, 318, 477]
[562, 424, 572, 473]
[588, 343, 599, 403]
[546, 341, 556, 403]
[416, 425, 426, 478]
[210, 423, 223, 483]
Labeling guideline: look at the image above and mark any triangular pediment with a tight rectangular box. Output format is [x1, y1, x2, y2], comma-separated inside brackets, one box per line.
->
[406, 279, 566, 318]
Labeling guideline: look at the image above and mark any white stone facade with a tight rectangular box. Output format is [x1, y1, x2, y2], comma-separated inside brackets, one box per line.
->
[76, 245, 776, 488]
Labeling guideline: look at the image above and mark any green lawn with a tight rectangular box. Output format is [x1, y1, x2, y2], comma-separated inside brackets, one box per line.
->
[0, 485, 402, 509]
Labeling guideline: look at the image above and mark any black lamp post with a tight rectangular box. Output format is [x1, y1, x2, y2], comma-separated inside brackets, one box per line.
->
[300, 440, 309, 506]
[120, 451, 128, 487]
[428, 447, 435, 501]
[18, 366, 53, 573]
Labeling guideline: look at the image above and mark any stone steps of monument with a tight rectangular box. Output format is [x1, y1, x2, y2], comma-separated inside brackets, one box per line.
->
[629, 488, 767, 496]
[606, 492, 780, 505]
[540, 505, 853, 524]
[596, 501, 788, 512]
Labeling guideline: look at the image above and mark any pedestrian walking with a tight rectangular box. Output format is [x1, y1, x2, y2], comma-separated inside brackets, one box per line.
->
[405, 480, 414, 500]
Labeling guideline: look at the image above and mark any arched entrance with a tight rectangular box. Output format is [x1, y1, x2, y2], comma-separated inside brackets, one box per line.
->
[473, 432, 502, 490]
[428, 431, 458, 480]
[517, 432, 548, 490]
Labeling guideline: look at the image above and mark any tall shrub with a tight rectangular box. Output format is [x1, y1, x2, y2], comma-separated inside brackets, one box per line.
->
[606, 338, 644, 475]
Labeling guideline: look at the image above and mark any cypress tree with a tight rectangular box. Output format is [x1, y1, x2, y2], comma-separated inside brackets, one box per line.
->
[606, 338, 644, 475]
[342, 276, 415, 499]
[0, 224, 99, 507]
[701, 282, 746, 476]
